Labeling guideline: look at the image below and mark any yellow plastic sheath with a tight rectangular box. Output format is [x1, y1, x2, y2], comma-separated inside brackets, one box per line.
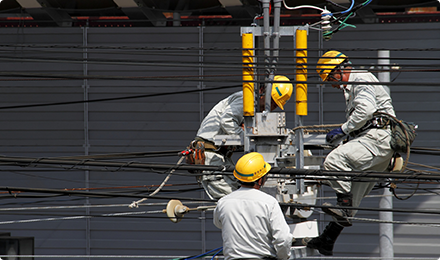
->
[296, 29, 307, 116]
[242, 33, 254, 117]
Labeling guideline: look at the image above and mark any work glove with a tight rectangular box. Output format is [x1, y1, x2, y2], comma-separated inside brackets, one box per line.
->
[326, 127, 346, 144]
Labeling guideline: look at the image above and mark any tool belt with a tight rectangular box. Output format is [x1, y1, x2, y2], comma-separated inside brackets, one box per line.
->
[184, 137, 222, 167]
[184, 137, 238, 173]
[194, 137, 218, 151]
[349, 115, 391, 138]
[184, 139, 207, 166]
[193, 137, 236, 157]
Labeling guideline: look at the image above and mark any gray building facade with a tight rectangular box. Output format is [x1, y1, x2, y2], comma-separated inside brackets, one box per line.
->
[0, 22, 438, 258]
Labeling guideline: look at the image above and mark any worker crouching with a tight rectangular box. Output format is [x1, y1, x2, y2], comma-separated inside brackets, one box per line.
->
[190, 76, 293, 200]
[214, 152, 295, 260]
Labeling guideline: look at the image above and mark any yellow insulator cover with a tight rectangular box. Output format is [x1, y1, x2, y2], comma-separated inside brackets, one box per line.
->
[242, 33, 254, 117]
[296, 29, 308, 116]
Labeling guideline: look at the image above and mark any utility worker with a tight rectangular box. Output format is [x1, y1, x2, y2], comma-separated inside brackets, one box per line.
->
[303, 50, 396, 256]
[214, 152, 294, 260]
[190, 75, 293, 200]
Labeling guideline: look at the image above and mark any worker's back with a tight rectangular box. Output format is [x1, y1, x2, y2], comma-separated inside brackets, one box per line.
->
[213, 187, 293, 260]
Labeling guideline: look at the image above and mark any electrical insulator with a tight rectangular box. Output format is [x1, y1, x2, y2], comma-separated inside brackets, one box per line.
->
[321, 9, 332, 41]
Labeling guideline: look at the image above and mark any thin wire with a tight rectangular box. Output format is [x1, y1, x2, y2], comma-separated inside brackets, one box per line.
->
[282, 2, 325, 12]
[0, 210, 164, 225]
[182, 247, 223, 260]
[3, 47, 440, 62]
[302, 256, 439, 259]
[2, 44, 440, 52]
[0, 255, 194, 259]
[0, 201, 213, 212]
[340, 0, 355, 14]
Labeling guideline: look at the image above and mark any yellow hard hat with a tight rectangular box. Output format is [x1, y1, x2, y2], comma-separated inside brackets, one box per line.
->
[316, 50, 347, 81]
[233, 152, 271, 182]
[271, 75, 293, 110]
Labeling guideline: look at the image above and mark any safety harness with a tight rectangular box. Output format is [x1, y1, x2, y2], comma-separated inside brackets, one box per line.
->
[349, 113, 391, 138]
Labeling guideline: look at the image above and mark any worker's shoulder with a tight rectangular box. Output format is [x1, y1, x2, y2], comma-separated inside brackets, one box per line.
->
[221, 188, 278, 203]
[351, 70, 379, 83]
[227, 91, 243, 101]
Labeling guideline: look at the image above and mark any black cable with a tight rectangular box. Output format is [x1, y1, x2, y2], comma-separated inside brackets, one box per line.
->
[0, 77, 434, 110]
[0, 186, 215, 202]
[1, 44, 440, 52]
[2, 155, 440, 181]
[0, 84, 243, 110]
[1, 55, 440, 70]
[283, 202, 440, 216]
[3, 45, 440, 61]
[368, 1, 440, 10]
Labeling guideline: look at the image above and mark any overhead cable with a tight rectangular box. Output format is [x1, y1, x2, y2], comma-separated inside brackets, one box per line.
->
[1, 44, 440, 52]
[0, 186, 215, 202]
[0, 155, 440, 181]
[1, 56, 440, 70]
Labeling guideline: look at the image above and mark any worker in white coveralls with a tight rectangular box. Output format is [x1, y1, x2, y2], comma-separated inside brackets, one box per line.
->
[190, 75, 293, 200]
[302, 50, 396, 256]
[214, 152, 295, 260]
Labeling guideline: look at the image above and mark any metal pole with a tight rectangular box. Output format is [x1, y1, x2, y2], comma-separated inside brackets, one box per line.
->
[317, 30, 325, 234]
[198, 24, 206, 254]
[295, 27, 308, 194]
[261, 0, 272, 111]
[378, 50, 394, 259]
[271, 0, 281, 73]
[378, 50, 391, 95]
[82, 23, 91, 260]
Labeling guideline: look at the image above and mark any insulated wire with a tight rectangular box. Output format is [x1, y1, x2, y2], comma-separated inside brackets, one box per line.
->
[1, 203, 440, 228]
[128, 156, 185, 208]
[3, 44, 440, 52]
[3, 48, 440, 61]
[2, 54, 440, 67]
[340, 0, 355, 14]
[0, 78, 436, 112]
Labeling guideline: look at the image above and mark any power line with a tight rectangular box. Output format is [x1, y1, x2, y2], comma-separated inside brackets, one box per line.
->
[0, 154, 440, 181]
[1, 44, 440, 52]
[0, 186, 215, 202]
[0, 77, 438, 111]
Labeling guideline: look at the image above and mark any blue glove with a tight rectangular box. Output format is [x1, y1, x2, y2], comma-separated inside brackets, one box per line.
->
[326, 127, 346, 144]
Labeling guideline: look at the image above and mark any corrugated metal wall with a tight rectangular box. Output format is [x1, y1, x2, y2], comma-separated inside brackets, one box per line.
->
[0, 22, 438, 258]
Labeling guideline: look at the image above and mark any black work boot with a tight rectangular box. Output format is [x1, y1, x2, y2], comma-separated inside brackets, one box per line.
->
[322, 192, 353, 227]
[302, 221, 344, 256]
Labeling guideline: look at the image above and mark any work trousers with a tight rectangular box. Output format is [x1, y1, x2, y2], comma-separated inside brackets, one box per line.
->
[323, 128, 394, 216]
[200, 151, 240, 200]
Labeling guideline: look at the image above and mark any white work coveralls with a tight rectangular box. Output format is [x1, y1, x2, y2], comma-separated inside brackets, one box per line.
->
[323, 70, 396, 214]
[195, 91, 243, 199]
[214, 187, 294, 260]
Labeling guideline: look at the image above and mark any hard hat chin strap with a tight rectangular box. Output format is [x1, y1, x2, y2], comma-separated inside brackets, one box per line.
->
[328, 60, 353, 82]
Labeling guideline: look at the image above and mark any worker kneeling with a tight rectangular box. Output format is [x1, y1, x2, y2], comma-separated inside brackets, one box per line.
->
[214, 152, 295, 260]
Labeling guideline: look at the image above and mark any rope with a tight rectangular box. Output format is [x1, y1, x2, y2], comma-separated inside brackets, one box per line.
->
[349, 216, 440, 227]
[407, 161, 440, 172]
[291, 123, 343, 131]
[129, 156, 185, 208]
[0, 210, 165, 225]
[371, 112, 416, 200]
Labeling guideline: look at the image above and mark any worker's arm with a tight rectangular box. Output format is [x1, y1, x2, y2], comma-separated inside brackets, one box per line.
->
[213, 204, 222, 229]
[269, 202, 294, 260]
[219, 97, 244, 136]
[341, 81, 377, 134]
